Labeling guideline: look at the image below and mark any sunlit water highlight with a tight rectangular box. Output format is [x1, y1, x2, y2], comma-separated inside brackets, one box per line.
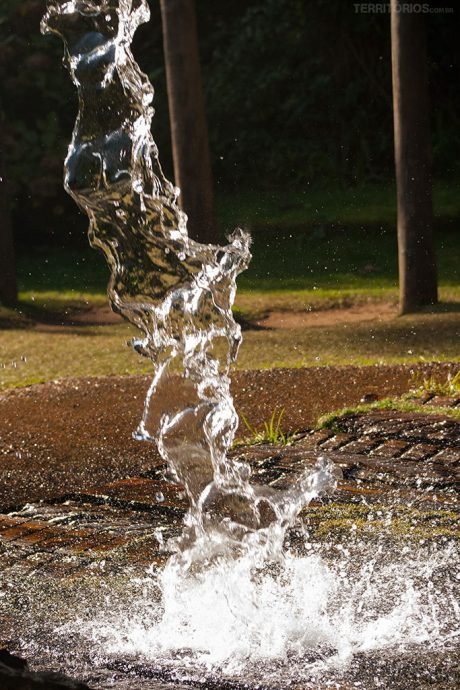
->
[20, 538, 453, 688]
[37, 1, 460, 687]
[41, 0, 337, 557]
[91, 544, 459, 671]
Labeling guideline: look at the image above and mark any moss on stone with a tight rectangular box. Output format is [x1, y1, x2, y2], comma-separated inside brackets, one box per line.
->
[302, 502, 459, 542]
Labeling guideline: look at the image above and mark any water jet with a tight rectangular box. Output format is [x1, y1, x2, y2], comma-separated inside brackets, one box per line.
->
[0, 2, 458, 689]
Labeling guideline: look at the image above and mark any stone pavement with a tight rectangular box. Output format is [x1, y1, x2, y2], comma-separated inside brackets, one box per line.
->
[1, 363, 457, 511]
[0, 407, 458, 581]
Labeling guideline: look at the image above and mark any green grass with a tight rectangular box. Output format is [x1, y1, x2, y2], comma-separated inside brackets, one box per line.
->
[217, 180, 459, 294]
[238, 407, 295, 446]
[1, 181, 457, 389]
[317, 399, 460, 432]
[218, 179, 460, 230]
[15, 180, 460, 303]
[237, 309, 460, 369]
[409, 370, 460, 398]
[235, 220, 458, 294]
[314, 367, 460, 432]
[0, 323, 152, 390]
[13, 227, 460, 327]
[1, 309, 458, 390]
[18, 248, 109, 296]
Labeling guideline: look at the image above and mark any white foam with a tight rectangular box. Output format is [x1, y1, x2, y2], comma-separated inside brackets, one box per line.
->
[81, 540, 459, 680]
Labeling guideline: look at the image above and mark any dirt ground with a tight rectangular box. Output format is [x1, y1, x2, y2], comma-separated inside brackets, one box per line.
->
[255, 301, 398, 328]
[28, 300, 399, 330]
[0, 360, 457, 512]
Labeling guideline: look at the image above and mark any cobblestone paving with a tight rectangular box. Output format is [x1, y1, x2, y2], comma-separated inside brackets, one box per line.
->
[0, 410, 458, 574]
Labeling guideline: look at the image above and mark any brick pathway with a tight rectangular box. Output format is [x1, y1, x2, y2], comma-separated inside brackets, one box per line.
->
[0, 409, 458, 577]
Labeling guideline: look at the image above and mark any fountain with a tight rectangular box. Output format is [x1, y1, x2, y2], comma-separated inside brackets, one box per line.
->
[40, 0, 339, 561]
[0, 1, 457, 688]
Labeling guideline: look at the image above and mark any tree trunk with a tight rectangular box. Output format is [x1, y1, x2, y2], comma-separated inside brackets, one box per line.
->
[0, 123, 17, 307]
[391, 1, 437, 314]
[159, 0, 215, 244]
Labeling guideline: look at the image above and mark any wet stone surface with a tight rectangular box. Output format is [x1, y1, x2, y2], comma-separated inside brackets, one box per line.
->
[1, 363, 457, 511]
[0, 408, 459, 689]
[0, 408, 458, 562]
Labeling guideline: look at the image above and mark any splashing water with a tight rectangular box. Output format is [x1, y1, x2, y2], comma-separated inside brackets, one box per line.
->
[40, 0, 337, 556]
[86, 541, 459, 680]
[16, 538, 455, 687]
[39, 1, 459, 685]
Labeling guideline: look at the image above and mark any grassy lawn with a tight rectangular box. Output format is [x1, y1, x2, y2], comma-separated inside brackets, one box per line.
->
[0, 324, 149, 389]
[218, 179, 460, 231]
[1, 182, 458, 390]
[1, 308, 459, 389]
[16, 180, 460, 302]
[237, 309, 460, 369]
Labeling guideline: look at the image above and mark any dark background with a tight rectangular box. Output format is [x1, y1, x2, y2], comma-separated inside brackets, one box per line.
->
[1, 0, 459, 250]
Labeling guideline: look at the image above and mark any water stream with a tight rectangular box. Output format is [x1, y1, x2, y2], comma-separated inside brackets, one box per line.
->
[41, 0, 338, 561]
[33, 1, 460, 687]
